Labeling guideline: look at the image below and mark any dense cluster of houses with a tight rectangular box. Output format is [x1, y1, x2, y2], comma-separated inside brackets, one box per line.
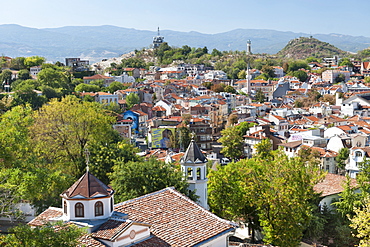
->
[66, 57, 370, 182]
[4, 53, 370, 246]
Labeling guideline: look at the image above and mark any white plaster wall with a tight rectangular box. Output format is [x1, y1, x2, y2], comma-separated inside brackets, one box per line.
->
[326, 135, 345, 153]
[64, 196, 112, 221]
[199, 232, 229, 247]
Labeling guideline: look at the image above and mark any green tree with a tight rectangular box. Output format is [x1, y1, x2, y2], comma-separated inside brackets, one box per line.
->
[238, 70, 246, 79]
[9, 57, 26, 70]
[254, 89, 265, 103]
[219, 126, 244, 160]
[336, 148, 349, 170]
[339, 58, 353, 68]
[211, 48, 222, 57]
[290, 70, 308, 82]
[0, 222, 84, 247]
[75, 83, 100, 93]
[29, 96, 117, 177]
[106, 81, 126, 92]
[24, 56, 45, 69]
[0, 69, 13, 85]
[126, 93, 140, 109]
[350, 197, 370, 246]
[37, 67, 70, 90]
[208, 159, 260, 242]
[109, 158, 197, 202]
[208, 148, 323, 246]
[335, 73, 345, 83]
[89, 140, 140, 185]
[234, 121, 255, 137]
[224, 85, 236, 94]
[17, 69, 31, 80]
[261, 65, 276, 78]
[12, 84, 47, 109]
[287, 60, 310, 72]
[0, 105, 34, 168]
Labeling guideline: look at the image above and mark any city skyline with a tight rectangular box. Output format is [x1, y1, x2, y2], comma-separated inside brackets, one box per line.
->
[2, 0, 370, 37]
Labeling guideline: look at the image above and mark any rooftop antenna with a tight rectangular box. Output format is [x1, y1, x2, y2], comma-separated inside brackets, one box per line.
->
[84, 147, 90, 172]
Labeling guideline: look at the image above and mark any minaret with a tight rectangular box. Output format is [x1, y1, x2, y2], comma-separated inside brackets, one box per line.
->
[180, 138, 208, 209]
[246, 40, 252, 95]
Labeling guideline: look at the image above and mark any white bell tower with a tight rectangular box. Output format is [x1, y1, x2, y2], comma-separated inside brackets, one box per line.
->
[180, 139, 208, 209]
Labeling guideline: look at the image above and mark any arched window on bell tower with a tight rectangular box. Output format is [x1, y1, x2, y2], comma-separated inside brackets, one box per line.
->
[63, 201, 67, 215]
[75, 203, 84, 217]
[95, 201, 103, 216]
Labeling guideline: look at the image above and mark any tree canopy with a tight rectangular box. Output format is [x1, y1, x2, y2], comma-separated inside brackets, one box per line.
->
[208, 141, 324, 246]
[109, 158, 196, 202]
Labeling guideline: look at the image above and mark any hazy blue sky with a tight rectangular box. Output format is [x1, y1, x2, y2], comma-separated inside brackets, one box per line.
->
[2, 0, 369, 37]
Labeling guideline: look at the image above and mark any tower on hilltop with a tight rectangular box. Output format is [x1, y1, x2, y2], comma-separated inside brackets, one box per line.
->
[153, 27, 164, 48]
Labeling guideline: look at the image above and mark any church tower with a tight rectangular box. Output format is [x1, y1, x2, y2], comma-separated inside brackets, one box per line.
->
[180, 139, 208, 209]
[60, 170, 115, 222]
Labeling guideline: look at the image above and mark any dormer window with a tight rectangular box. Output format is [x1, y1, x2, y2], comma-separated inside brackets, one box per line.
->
[95, 201, 103, 216]
[75, 203, 84, 217]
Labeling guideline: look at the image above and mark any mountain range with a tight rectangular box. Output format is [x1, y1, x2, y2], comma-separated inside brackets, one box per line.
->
[1, 24, 370, 63]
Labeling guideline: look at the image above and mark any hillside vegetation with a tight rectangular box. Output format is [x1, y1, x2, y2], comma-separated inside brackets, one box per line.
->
[277, 37, 348, 59]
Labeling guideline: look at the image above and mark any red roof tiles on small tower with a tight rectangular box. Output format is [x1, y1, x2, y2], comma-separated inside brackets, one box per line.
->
[62, 172, 113, 199]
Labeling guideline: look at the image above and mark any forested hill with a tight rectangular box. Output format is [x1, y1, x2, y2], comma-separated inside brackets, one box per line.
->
[277, 37, 349, 59]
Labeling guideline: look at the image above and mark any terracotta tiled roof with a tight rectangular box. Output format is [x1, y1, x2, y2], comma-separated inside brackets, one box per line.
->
[61, 172, 113, 199]
[131, 235, 170, 246]
[28, 207, 63, 226]
[96, 92, 113, 96]
[314, 173, 358, 197]
[91, 219, 133, 240]
[78, 235, 106, 247]
[152, 106, 166, 111]
[308, 146, 338, 158]
[278, 140, 302, 148]
[83, 74, 112, 80]
[114, 188, 235, 247]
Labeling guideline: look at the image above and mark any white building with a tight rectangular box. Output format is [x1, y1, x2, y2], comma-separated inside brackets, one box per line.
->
[29, 169, 235, 246]
[180, 139, 208, 209]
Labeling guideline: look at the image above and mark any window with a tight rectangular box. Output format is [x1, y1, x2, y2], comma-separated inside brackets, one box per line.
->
[64, 201, 67, 215]
[187, 167, 193, 180]
[355, 151, 363, 157]
[75, 203, 84, 217]
[110, 197, 113, 212]
[95, 201, 103, 216]
[197, 168, 201, 180]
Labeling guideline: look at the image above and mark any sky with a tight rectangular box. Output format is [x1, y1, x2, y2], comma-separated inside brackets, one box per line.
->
[2, 0, 370, 37]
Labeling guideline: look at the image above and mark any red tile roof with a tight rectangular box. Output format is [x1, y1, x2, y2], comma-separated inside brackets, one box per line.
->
[28, 207, 63, 226]
[83, 74, 112, 80]
[314, 173, 357, 197]
[114, 188, 235, 247]
[91, 219, 133, 240]
[131, 235, 170, 246]
[61, 171, 113, 199]
[77, 235, 106, 247]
